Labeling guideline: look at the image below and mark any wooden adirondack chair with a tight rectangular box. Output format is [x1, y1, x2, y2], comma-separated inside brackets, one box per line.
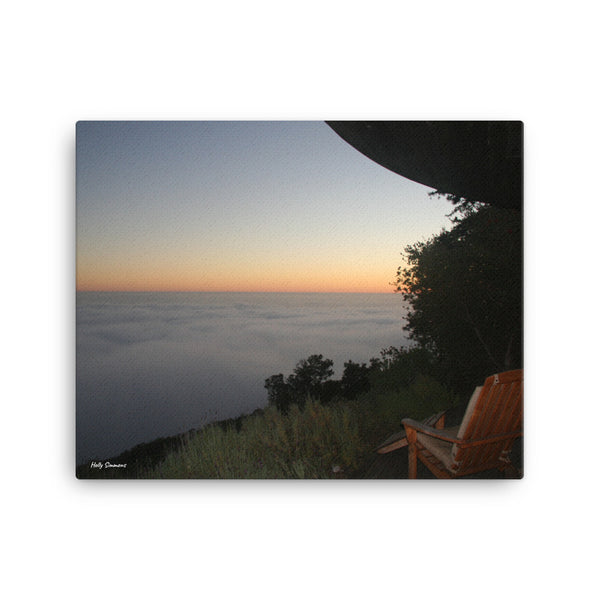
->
[400, 369, 523, 479]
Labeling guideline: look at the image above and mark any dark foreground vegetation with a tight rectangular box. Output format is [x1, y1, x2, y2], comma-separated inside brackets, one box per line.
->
[77, 346, 460, 479]
[76, 409, 266, 479]
[77, 199, 522, 479]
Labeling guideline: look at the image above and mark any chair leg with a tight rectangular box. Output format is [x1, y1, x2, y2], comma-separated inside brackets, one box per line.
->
[502, 464, 522, 479]
[407, 429, 417, 479]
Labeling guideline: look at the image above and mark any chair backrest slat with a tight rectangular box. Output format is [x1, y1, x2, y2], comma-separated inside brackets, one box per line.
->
[451, 370, 523, 473]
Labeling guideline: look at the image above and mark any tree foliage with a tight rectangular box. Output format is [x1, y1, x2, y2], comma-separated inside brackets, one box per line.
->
[369, 346, 438, 391]
[265, 354, 335, 413]
[264, 373, 295, 414]
[287, 354, 334, 401]
[340, 360, 371, 400]
[396, 203, 522, 392]
[265, 354, 376, 413]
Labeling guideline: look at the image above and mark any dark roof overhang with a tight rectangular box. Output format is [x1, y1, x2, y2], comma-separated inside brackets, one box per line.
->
[326, 121, 523, 210]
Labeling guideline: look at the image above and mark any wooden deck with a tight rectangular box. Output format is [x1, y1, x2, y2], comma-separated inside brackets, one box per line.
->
[358, 440, 522, 478]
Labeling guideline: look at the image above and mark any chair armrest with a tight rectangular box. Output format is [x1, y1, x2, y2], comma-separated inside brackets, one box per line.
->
[401, 418, 460, 444]
[403, 418, 523, 447]
[375, 411, 447, 454]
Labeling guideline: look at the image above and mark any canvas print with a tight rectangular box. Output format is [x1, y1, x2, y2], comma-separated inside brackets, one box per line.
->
[76, 121, 523, 479]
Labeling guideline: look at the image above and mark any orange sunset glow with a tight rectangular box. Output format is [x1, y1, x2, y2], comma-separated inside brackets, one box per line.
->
[76, 121, 452, 293]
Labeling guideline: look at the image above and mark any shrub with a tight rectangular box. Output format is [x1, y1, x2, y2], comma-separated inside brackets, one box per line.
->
[148, 399, 368, 479]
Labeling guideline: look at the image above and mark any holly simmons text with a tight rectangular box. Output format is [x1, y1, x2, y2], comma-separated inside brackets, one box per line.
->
[89, 461, 127, 470]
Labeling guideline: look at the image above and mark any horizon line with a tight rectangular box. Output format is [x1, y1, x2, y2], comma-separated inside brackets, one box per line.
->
[76, 289, 395, 294]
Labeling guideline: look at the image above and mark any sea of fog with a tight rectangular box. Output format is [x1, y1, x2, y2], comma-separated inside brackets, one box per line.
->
[76, 292, 411, 464]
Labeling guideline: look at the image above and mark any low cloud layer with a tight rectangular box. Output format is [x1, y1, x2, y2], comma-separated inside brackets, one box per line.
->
[77, 292, 410, 463]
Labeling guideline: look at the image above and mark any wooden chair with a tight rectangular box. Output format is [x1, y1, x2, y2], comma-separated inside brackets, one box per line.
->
[375, 370, 523, 478]
[401, 369, 523, 478]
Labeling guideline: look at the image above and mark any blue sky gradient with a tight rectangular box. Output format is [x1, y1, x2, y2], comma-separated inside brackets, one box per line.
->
[77, 121, 453, 292]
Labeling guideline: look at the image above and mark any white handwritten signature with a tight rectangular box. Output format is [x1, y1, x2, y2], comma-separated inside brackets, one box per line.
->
[90, 461, 127, 470]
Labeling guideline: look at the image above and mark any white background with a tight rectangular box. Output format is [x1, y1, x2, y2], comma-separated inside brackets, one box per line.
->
[3, 2, 599, 598]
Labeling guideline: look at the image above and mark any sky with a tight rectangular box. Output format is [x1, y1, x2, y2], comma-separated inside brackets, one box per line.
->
[76, 121, 453, 293]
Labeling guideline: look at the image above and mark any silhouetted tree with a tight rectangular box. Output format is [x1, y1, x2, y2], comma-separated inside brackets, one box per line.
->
[396, 204, 522, 392]
[340, 360, 371, 400]
[264, 373, 294, 414]
[287, 354, 334, 406]
[265, 355, 335, 412]
[369, 346, 437, 390]
[320, 379, 343, 403]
